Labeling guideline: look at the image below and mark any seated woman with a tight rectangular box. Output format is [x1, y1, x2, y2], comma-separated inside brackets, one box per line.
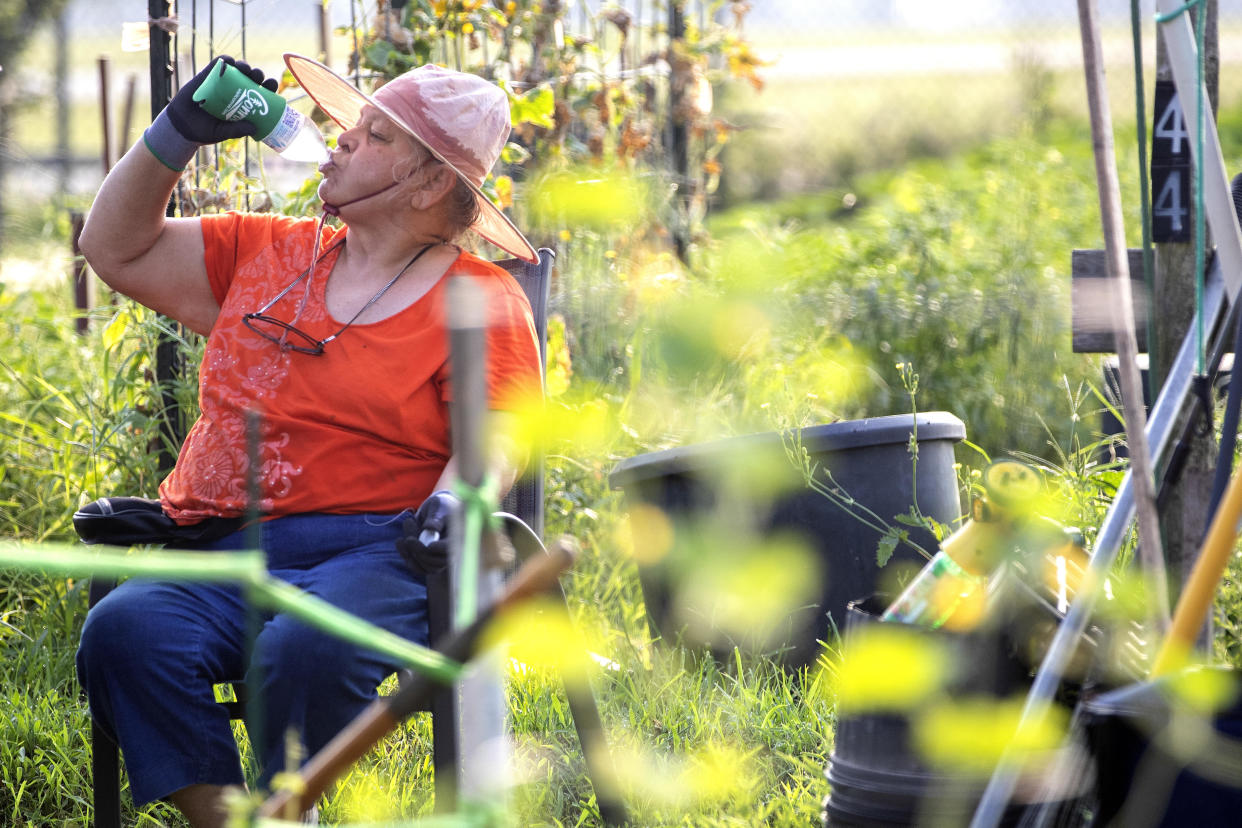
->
[75, 54, 541, 827]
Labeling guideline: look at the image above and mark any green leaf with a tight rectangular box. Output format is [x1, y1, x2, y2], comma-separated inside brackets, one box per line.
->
[510, 86, 556, 129]
[501, 141, 531, 165]
[893, 511, 926, 528]
[481, 7, 507, 26]
[876, 531, 899, 567]
[364, 40, 397, 70]
[101, 311, 129, 353]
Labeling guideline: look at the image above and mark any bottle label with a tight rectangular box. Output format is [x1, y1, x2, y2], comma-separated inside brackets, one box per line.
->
[263, 107, 301, 153]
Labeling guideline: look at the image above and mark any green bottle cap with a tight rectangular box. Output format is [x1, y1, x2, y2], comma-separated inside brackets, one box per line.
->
[192, 59, 285, 141]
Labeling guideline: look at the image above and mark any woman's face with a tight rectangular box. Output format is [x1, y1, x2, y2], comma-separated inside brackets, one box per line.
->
[317, 106, 434, 213]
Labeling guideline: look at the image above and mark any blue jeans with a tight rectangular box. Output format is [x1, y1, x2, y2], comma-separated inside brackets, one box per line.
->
[76, 512, 428, 807]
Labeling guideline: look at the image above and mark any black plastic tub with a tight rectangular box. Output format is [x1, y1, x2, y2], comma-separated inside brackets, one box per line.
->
[1081, 667, 1242, 827]
[608, 412, 965, 668]
[823, 596, 1087, 827]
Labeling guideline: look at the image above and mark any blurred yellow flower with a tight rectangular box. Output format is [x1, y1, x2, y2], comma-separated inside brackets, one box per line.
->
[913, 697, 1068, 776]
[1164, 666, 1241, 715]
[609, 741, 757, 806]
[492, 174, 513, 209]
[675, 535, 820, 649]
[507, 394, 616, 456]
[485, 596, 592, 683]
[530, 168, 647, 230]
[834, 625, 950, 713]
[619, 504, 674, 565]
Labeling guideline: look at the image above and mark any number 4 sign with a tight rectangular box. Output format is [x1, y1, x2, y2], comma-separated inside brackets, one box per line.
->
[1152, 79, 1192, 242]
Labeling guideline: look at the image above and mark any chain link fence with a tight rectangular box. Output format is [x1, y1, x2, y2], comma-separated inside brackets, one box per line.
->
[6, 1, 1242, 223]
[722, 1, 1242, 204]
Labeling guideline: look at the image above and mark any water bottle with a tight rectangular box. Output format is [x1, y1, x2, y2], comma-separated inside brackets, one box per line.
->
[881, 459, 1076, 631]
[192, 58, 329, 163]
[880, 473, 1015, 629]
[880, 545, 992, 631]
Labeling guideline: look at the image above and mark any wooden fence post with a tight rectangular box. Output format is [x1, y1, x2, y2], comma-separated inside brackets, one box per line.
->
[97, 57, 112, 174]
[668, 0, 689, 263]
[1153, 0, 1219, 617]
[71, 211, 90, 335]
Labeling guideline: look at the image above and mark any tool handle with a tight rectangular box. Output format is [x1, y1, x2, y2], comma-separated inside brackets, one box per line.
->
[259, 701, 397, 819]
[257, 537, 577, 816]
[1151, 464, 1242, 677]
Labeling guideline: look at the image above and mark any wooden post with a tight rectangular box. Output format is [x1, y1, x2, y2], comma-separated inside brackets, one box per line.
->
[1078, 0, 1171, 627]
[117, 74, 137, 156]
[318, 0, 333, 66]
[1154, 0, 1219, 620]
[668, 0, 689, 263]
[71, 211, 90, 335]
[97, 57, 112, 174]
[54, 9, 70, 202]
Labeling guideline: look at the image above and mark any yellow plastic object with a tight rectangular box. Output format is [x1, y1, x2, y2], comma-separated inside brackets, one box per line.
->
[939, 499, 1011, 576]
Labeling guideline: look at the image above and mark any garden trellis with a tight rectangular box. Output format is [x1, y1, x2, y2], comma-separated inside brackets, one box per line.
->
[135, 0, 746, 457]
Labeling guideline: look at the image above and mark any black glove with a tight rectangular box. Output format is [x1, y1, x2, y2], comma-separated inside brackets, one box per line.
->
[166, 56, 278, 144]
[396, 490, 459, 576]
[143, 56, 278, 170]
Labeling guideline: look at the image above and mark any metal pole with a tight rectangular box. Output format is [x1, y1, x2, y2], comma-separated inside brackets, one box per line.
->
[445, 276, 511, 809]
[148, 0, 183, 475]
[1158, 0, 1242, 299]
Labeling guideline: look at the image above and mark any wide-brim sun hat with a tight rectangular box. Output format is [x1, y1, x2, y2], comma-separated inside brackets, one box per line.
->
[284, 53, 537, 263]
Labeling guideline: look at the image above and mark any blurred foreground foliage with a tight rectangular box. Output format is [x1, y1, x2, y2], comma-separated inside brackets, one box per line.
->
[6, 74, 1242, 820]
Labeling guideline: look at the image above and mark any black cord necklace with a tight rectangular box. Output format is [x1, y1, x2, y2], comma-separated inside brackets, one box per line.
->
[245, 241, 439, 355]
[328, 242, 437, 337]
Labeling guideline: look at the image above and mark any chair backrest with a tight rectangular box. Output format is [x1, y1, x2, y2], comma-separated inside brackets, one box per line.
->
[493, 247, 554, 540]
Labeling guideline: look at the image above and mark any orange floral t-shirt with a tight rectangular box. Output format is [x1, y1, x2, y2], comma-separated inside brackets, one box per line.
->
[159, 212, 541, 523]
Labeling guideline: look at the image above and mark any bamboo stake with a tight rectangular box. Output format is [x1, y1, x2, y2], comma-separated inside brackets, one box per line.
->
[1151, 461, 1242, 677]
[445, 275, 512, 808]
[1078, 0, 1172, 631]
[117, 73, 137, 157]
[968, 4, 1179, 826]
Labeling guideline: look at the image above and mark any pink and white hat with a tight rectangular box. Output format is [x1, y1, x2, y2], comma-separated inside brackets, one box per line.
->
[284, 53, 537, 263]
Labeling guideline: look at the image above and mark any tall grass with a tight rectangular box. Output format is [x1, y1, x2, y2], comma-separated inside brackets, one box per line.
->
[5, 112, 1242, 825]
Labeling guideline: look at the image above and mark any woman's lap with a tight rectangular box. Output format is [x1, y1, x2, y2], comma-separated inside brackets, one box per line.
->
[76, 511, 429, 805]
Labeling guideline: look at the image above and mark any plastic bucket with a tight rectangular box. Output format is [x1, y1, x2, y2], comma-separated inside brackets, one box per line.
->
[608, 413, 965, 669]
[822, 595, 1039, 827]
[1081, 667, 1242, 826]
